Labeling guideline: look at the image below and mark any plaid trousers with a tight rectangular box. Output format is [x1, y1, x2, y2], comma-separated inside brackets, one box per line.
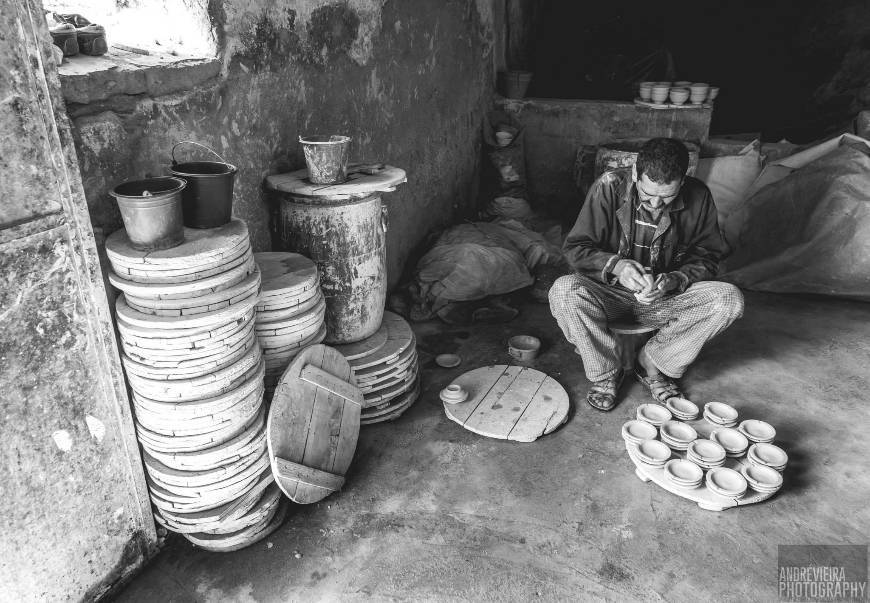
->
[548, 273, 744, 382]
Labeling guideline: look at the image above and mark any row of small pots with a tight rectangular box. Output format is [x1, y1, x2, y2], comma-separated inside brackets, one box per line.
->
[639, 81, 720, 105]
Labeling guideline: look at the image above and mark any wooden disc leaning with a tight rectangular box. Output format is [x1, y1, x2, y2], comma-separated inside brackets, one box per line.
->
[108, 255, 256, 301]
[106, 219, 250, 268]
[442, 365, 569, 443]
[267, 344, 362, 504]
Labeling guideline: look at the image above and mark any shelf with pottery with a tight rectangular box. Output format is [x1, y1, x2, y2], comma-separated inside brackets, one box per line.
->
[623, 399, 787, 511]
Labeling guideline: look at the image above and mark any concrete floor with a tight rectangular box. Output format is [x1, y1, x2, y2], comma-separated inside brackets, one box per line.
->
[117, 291, 870, 602]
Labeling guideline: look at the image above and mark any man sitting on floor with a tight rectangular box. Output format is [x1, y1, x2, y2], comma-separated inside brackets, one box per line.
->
[549, 137, 744, 411]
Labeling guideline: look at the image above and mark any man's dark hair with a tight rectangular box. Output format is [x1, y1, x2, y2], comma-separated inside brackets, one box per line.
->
[636, 138, 689, 183]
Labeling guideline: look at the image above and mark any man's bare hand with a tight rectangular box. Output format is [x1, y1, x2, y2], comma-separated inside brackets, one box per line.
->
[614, 259, 649, 292]
[635, 272, 681, 304]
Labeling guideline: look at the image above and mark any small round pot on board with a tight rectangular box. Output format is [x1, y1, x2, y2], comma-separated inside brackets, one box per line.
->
[508, 335, 541, 362]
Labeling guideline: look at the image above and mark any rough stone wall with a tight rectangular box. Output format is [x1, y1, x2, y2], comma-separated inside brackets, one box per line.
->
[68, 0, 496, 288]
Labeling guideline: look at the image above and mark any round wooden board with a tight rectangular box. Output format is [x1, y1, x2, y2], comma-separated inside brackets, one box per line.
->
[136, 404, 264, 453]
[146, 450, 270, 502]
[153, 473, 274, 528]
[108, 255, 256, 300]
[142, 413, 267, 472]
[260, 322, 327, 356]
[122, 333, 256, 380]
[124, 321, 256, 367]
[349, 311, 414, 370]
[332, 326, 388, 361]
[255, 290, 323, 323]
[131, 362, 264, 418]
[358, 352, 417, 392]
[443, 365, 569, 443]
[112, 244, 251, 284]
[124, 267, 261, 315]
[184, 499, 287, 552]
[360, 379, 420, 425]
[254, 252, 319, 299]
[256, 279, 320, 311]
[257, 317, 325, 350]
[254, 298, 326, 336]
[266, 165, 407, 201]
[362, 361, 419, 407]
[136, 389, 262, 437]
[106, 219, 250, 267]
[354, 341, 416, 381]
[142, 438, 267, 489]
[127, 348, 262, 402]
[267, 344, 362, 505]
[117, 292, 259, 331]
[118, 311, 253, 350]
[156, 484, 281, 535]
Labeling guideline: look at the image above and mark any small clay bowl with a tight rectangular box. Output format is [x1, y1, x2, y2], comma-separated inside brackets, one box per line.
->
[435, 353, 462, 368]
[440, 383, 468, 405]
[664, 459, 703, 487]
[508, 335, 541, 361]
[639, 81, 654, 101]
[669, 87, 690, 105]
[650, 85, 670, 104]
[673, 80, 692, 88]
[495, 131, 514, 147]
[747, 443, 788, 471]
[660, 420, 698, 444]
[704, 401, 738, 424]
[665, 397, 699, 420]
[688, 438, 726, 464]
[707, 86, 720, 101]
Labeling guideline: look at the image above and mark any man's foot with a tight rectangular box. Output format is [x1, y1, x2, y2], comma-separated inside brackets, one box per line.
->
[635, 347, 682, 403]
[586, 370, 624, 412]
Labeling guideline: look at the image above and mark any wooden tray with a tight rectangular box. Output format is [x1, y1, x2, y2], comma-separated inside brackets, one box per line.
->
[443, 365, 569, 442]
[266, 164, 407, 201]
[624, 415, 781, 511]
[107, 219, 250, 267]
[267, 344, 362, 504]
[634, 98, 713, 110]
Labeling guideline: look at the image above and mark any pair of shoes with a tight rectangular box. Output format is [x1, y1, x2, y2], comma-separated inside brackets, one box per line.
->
[586, 369, 624, 412]
[635, 366, 683, 403]
[46, 12, 107, 57]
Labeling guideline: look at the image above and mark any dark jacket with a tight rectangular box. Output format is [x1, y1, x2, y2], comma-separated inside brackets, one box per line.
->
[563, 168, 726, 290]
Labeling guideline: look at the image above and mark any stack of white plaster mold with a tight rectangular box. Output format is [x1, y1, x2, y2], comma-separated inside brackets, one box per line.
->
[253, 252, 327, 400]
[106, 219, 285, 551]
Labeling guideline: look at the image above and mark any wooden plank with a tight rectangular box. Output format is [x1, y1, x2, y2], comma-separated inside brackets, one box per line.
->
[463, 367, 542, 438]
[272, 457, 345, 491]
[507, 376, 570, 442]
[443, 365, 514, 424]
[300, 364, 362, 405]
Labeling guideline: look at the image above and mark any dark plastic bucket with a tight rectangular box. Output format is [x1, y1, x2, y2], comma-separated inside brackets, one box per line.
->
[170, 141, 237, 229]
[299, 135, 351, 185]
[110, 177, 185, 251]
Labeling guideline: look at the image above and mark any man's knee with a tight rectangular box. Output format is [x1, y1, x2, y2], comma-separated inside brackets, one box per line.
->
[548, 274, 597, 308]
[706, 282, 744, 322]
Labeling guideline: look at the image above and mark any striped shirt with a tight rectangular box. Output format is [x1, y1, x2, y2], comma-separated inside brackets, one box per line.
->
[630, 201, 663, 272]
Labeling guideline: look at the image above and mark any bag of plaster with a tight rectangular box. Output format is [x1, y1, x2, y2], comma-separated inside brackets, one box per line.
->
[411, 222, 533, 318]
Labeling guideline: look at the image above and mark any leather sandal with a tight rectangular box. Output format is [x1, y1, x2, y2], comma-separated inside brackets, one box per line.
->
[586, 370, 624, 412]
[635, 367, 682, 403]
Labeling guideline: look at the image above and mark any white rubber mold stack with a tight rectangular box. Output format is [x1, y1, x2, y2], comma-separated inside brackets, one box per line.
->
[253, 252, 327, 400]
[106, 219, 285, 551]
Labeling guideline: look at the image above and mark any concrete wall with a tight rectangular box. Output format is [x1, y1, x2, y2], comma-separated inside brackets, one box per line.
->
[496, 98, 712, 218]
[1, 2, 156, 601]
[65, 0, 496, 289]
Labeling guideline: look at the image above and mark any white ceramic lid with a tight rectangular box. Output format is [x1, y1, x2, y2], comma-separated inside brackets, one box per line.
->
[637, 439, 671, 463]
[637, 404, 673, 424]
[738, 420, 776, 442]
[665, 397, 699, 418]
[622, 420, 658, 441]
[660, 420, 698, 443]
[688, 438, 726, 462]
[748, 442, 788, 467]
[740, 464, 783, 490]
[704, 401, 738, 422]
[711, 427, 749, 452]
[665, 459, 703, 483]
[706, 467, 748, 495]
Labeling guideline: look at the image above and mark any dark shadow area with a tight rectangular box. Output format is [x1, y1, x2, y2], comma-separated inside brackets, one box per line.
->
[528, 0, 870, 142]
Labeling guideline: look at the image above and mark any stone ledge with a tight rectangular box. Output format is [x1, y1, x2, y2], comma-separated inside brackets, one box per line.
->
[58, 49, 220, 105]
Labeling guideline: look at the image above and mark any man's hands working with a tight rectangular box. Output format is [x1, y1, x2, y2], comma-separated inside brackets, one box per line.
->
[613, 259, 680, 304]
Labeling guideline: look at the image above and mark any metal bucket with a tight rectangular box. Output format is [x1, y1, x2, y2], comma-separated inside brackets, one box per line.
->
[299, 135, 351, 185]
[110, 177, 186, 250]
[277, 193, 386, 344]
[170, 141, 237, 229]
